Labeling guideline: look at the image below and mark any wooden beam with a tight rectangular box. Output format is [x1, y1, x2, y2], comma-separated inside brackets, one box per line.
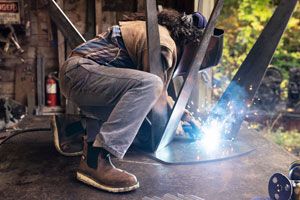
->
[137, 0, 145, 11]
[95, 0, 103, 35]
[36, 54, 45, 107]
[197, 0, 215, 17]
[84, 0, 96, 40]
[15, 65, 35, 107]
[56, 0, 65, 68]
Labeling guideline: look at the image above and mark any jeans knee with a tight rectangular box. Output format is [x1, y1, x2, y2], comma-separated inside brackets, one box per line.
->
[142, 74, 164, 99]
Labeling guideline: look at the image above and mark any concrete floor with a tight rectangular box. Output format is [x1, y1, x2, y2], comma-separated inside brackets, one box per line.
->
[0, 117, 298, 200]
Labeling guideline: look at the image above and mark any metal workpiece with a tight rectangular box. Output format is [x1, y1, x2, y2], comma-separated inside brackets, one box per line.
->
[145, 0, 169, 152]
[42, 0, 296, 165]
[156, 0, 224, 151]
[143, 0, 297, 164]
[206, 0, 298, 140]
[151, 136, 254, 164]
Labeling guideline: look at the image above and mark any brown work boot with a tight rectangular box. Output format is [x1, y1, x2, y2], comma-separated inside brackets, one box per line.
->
[76, 138, 139, 192]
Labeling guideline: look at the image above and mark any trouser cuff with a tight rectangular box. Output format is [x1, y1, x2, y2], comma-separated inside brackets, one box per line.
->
[93, 136, 125, 159]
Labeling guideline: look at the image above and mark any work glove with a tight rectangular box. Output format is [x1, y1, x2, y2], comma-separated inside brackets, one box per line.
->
[181, 110, 202, 139]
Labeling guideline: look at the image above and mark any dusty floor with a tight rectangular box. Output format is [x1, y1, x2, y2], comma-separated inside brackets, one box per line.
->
[0, 117, 298, 200]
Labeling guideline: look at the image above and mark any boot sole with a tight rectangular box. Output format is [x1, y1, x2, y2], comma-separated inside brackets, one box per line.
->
[51, 116, 83, 157]
[76, 171, 139, 193]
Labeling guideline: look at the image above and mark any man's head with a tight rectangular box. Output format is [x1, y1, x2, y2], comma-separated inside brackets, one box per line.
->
[157, 9, 207, 47]
[180, 12, 207, 30]
[123, 9, 207, 47]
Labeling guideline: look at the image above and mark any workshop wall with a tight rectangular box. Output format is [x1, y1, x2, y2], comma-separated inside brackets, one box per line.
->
[0, 0, 58, 106]
[0, 0, 194, 112]
[0, 0, 86, 107]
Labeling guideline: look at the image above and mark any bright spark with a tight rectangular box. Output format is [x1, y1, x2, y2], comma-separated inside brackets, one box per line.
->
[201, 119, 222, 152]
[249, 85, 253, 91]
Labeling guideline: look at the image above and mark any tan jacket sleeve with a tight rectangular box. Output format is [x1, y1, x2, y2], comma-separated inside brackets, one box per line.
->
[160, 45, 177, 86]
[141, 45, 176, 86]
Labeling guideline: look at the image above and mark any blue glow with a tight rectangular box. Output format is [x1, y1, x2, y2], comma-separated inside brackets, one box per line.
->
[189, 81, 249, 151]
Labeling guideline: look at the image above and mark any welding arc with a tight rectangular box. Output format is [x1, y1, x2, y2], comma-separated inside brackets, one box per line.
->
[206, 0, 298, 140]
[0, 128, 51, 145]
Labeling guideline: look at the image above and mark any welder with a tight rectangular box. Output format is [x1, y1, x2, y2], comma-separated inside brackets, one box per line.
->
[59, 9, 207, 193]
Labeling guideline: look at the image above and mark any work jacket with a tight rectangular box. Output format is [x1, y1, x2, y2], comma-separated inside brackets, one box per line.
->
[119, 20, 177, 84]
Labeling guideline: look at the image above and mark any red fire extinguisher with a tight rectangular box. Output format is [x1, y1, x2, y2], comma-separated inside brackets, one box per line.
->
[46, 74, 58, 107]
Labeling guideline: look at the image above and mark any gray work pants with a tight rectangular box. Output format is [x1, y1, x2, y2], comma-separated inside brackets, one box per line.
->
[59, 56, 163, 158]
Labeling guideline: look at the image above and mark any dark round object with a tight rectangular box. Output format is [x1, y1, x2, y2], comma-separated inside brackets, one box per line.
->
[268, 173, 292, 200]
[289, 160, 300, 172]
[289, 166, 300, 180]
[263, 67, 283, 86]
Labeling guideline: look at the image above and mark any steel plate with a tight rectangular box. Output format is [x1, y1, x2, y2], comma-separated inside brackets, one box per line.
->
[148, 139, 254, 164]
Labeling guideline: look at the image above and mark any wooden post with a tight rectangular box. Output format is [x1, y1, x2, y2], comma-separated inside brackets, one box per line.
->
[84, 0, 96, 40]
[95, 0, 103, 35]
[56, 0, 65, 69]
[137, 0, 145, 11]
[56, 0, 66, 111]
[197, 0, 215, 17]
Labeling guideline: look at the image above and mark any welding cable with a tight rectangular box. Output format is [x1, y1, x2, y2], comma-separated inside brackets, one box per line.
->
[0, 127, 51, 145]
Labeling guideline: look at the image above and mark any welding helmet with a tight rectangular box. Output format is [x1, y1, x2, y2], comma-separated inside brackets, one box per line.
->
[182, 12, 207, 29]
[192, 12, 207, 29]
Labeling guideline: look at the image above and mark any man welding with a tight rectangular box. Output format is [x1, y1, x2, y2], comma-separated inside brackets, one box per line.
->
[59, 9, 207, 192]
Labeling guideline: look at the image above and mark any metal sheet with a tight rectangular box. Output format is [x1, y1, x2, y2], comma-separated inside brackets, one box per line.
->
[145, 0, 169, 151]
[205, 0, 298, 140]
[146, 0, 164, 80]
[150, 138, 254, 164]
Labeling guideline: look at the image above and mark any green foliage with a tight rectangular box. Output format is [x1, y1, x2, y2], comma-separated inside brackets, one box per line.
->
[214, 0, 300, 94]
[217, 1, 300, 156]
[264, 129, 300, 153]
